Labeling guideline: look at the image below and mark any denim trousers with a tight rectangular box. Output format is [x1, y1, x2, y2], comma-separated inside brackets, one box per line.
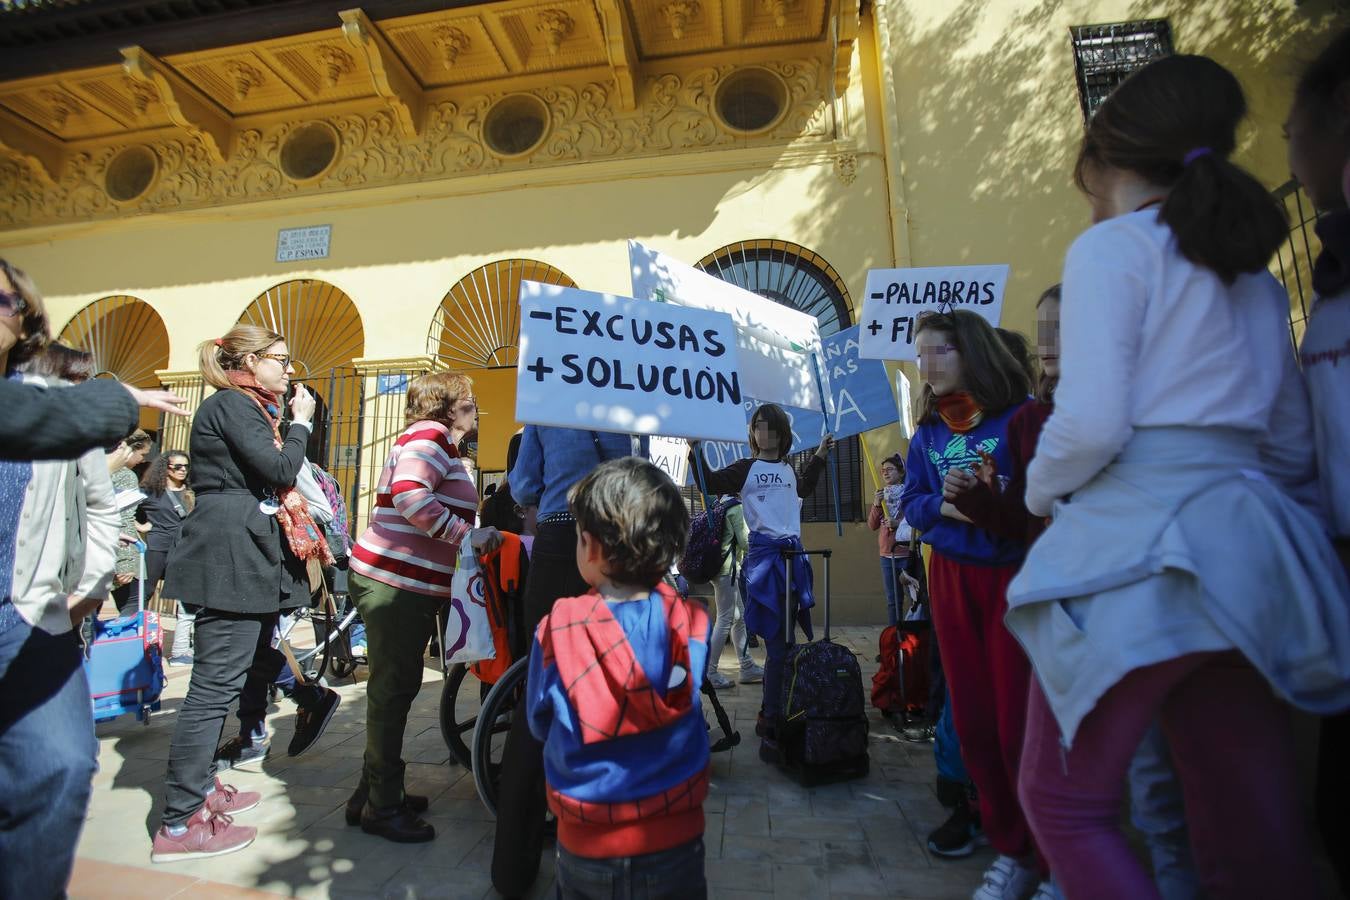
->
[879, 556, 903, 627]
[162, 608, 276, 827]
[555, 838, 706, 900]
[708, 572, 751, 675]
[0, 598, 98, 899]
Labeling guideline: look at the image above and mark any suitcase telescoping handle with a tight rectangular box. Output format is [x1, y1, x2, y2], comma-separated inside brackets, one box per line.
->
[781, 549, 832, 646]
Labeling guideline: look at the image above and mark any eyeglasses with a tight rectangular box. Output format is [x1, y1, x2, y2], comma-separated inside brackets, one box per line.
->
[167, 463, 189, 471]
[456, 398, 478, 411]
[0, 289, 26, 318]
[917, 343, 958, 357]
[257, 353, 292, 368]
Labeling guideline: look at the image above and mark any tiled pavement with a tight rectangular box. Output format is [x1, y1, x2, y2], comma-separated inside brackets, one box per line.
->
[74, 616, 994, 899]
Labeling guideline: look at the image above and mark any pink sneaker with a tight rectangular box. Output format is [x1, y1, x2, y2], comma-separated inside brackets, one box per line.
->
[151, 806, 256, 863]
[206, 777, 261, 815]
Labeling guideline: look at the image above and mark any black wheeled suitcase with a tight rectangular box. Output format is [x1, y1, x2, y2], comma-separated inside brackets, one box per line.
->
[776, 548, 870, 785]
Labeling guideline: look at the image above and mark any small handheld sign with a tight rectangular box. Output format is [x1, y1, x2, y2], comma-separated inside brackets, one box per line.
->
[858, 265, 1009, 361]
[516, 282, 747, 443]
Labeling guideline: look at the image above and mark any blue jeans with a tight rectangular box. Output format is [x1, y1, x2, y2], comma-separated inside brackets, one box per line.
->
[0, 598, 98, 898]
[556, 838, 706, 900]
[1129, 722, 1199, 900]
[879, 557, 903, 626]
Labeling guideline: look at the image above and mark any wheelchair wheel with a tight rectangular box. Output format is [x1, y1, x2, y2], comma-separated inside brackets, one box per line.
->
[438, 663, 477, 768]
[471, 657, 529, 816]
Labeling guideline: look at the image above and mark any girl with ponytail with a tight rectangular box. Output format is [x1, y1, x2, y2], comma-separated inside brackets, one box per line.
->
[1005, 55, 1350, 898]
[152, 324, 332, 862]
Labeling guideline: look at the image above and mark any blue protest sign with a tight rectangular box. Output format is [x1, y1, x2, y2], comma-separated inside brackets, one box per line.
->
[693, 326, 898, 471]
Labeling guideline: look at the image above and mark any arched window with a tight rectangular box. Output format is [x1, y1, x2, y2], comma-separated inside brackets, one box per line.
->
[695, 240, 852, 335]
[59, 295, 170, 432]
[696, 240, 861, 523]
[427, 259, 577, 473]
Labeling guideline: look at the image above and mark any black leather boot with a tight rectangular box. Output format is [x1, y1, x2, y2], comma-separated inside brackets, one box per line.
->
[359, 803, 435, 843]
[345, 778, 430, 826]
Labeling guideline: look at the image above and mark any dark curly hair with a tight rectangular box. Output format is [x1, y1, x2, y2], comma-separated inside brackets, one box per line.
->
[569, 456, 689, 589]
[140, 450, 193, 510]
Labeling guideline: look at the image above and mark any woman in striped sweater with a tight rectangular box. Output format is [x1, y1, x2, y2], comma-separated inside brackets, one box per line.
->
[347, 371, 499, 843]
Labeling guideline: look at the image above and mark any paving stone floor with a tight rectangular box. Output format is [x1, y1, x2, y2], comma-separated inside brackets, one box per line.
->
[74, 615, 994, 899]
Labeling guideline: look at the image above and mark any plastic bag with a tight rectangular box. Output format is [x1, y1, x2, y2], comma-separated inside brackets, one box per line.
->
[444, 542, 496, 666]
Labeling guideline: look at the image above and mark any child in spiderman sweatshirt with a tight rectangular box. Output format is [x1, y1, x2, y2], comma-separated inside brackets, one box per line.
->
[526, 456, 711, 899]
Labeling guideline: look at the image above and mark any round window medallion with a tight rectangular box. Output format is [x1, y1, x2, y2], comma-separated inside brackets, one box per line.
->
[105, 145, 157, 203]
[279, 121, 339, 182]
[715, 67, 788, 135]
[483, 94, 550, 158]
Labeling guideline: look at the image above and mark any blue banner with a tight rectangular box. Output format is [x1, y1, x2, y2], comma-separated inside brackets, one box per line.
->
[694, 326, 898, 472]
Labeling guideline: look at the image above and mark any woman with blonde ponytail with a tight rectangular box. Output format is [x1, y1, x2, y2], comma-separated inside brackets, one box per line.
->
[151, 324, 331, 863]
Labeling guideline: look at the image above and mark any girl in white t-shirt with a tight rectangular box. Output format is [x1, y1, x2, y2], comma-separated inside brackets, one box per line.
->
[690, 403, 832, 762]
[1005, 54, 1350, 899]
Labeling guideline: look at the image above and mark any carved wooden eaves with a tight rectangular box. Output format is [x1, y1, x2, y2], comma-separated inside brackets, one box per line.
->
[121, 46, 232, 164]
[0, 106, 64, 186]
[593, 0, 639, 110]
[832, 0, 858, 95]
[340, 8, 424, 139]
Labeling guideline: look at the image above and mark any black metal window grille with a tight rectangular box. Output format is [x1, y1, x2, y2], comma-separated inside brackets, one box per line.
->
[692, 240, 862, 523]
[1070, 20, 1173, 122]
[1271, 178, 1321, 348]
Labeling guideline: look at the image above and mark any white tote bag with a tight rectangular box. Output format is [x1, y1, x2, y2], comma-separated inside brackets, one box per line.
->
[443, 542, 496, 665]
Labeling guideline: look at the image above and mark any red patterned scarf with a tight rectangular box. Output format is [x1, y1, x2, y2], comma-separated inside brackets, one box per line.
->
[937, 392, 984, 433]
[226, 370, 334, 565]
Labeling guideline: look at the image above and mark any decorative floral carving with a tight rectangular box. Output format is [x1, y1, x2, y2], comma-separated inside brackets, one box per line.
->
[39, 89, 82, 129]
[761, 0, 799, 27]
[124, 78, 158, 117]
[834, 152, 857, 185]
[536, 10, 574, 55]
[432, 26, 471, 69]
[0, 58, 832, 229]
[224, 60, 265, 100]
[315, 45, 356, 88]
[661, 1, 700, 40]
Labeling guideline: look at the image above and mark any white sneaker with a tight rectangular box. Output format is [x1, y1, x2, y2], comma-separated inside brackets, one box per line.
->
[707, 671, 735, 690]
[738, 662, 765, 684]
[972, 855, 1039, 900]
[1028, 880, 1065, 900]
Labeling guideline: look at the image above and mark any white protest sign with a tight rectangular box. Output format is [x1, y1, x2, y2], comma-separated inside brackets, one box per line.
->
[896, 368, 915, 439]
[649, 435, 690, 486]
[516, 282, 747, 442]
[858, 265, 1009, 361]
[628, 240, 832, 414]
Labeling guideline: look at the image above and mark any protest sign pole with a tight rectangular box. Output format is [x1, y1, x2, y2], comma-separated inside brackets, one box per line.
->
[810, 353, 843, 537]
[859, 437, 880, 492]
[691, 445, 713, 512]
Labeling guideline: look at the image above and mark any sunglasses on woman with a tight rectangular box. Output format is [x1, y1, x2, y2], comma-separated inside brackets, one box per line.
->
[0, 289, 26, 318]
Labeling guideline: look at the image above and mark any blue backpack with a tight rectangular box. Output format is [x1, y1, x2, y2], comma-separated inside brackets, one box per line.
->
[677, 497, 740, 584]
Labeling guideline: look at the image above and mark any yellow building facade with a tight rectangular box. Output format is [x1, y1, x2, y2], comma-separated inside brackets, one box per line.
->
[0, 0, 1341, 622]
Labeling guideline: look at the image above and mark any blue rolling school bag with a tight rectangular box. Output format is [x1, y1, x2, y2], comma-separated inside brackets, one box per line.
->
[85, 542, 166, 724]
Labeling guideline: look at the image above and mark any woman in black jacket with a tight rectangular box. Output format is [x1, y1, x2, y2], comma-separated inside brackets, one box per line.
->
[151, 324, 325, 863]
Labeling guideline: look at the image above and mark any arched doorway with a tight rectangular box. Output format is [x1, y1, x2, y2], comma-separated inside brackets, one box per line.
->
[426, 259, 577, 475]
[238, 279, 366, 512]
[58, 295, 170, 432]
[696, 239, 860, 521]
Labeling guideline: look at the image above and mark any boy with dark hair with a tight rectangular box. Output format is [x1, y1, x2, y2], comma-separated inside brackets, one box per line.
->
[526, 456, 710, 898]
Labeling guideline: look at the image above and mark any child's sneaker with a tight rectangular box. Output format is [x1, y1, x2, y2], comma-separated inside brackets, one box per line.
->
[1028, 880, 1065, 900]
[150, 807, 255, 863]
[927, 803, 985, 858]
[707, 670, 735, 690]
[738, 662, 765, 684]
[214, 734, 268, 773]
[205, 778, 261, 816]
[167, 655, 194, 667]
[972, 855, 1038, 900]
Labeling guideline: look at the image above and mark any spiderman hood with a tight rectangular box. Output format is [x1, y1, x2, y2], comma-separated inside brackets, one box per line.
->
[536, 583, 702, 744]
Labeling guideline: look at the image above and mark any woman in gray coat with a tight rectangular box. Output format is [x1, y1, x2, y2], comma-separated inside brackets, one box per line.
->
[151, 323, 324, 863]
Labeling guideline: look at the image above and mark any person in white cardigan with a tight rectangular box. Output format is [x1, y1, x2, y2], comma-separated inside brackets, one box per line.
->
[1005, 56, 1350, 900]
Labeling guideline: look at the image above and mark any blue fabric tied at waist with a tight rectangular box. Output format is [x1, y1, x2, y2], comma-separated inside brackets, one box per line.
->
[743, 532, 815, 642]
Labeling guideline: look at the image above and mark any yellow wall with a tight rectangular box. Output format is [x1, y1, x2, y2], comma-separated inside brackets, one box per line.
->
[876, 0, 1346, 338]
